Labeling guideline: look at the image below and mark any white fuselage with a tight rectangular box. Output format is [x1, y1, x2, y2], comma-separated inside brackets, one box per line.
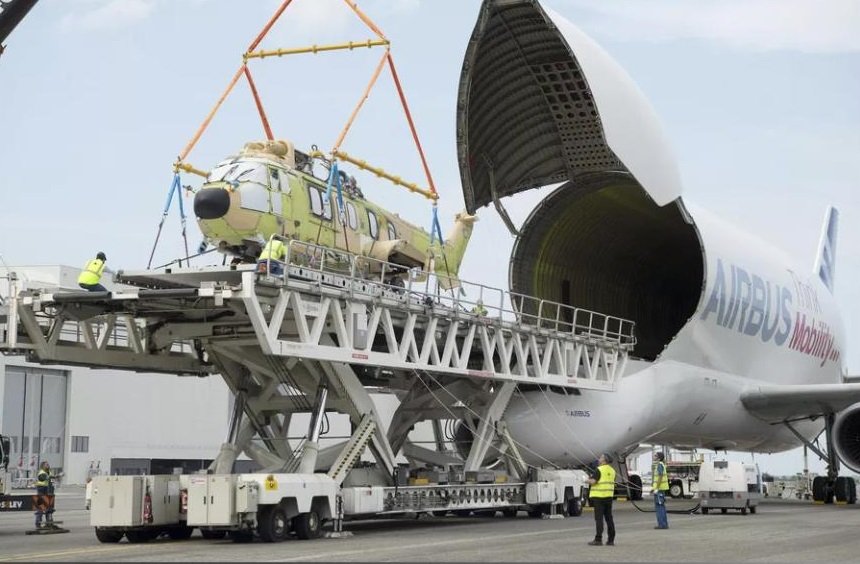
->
[504, 202, 846, 466]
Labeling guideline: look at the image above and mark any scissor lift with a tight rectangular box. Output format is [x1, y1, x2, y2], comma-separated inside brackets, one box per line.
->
[1, 242, 635, 538]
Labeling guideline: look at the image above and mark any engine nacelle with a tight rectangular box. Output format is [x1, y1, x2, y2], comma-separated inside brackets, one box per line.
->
[833, 402, 860, 473]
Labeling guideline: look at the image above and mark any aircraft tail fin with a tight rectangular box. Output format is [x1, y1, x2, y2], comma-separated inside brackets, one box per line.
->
[813, 206, 839, 293]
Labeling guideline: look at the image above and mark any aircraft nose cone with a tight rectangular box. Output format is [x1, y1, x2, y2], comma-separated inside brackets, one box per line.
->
[194, 187, 230, 220]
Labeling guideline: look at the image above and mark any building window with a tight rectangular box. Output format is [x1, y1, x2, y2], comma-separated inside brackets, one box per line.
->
[41, 437, 61, 454]
[71, 436, 89, 453]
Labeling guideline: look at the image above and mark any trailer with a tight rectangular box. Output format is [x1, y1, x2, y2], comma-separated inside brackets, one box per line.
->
[89, 467, 588, 543]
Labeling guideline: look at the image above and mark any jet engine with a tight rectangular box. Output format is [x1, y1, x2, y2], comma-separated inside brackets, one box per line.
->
[833, 402, 860, 473]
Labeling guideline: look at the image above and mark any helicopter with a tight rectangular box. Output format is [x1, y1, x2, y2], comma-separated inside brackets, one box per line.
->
[193, 139, 476, 288]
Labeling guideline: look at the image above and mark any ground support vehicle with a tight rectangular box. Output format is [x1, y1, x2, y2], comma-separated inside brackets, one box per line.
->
[1, 243, 632, 542]
[698, 461, 762, 515]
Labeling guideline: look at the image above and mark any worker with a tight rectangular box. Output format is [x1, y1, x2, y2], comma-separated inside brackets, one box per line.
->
[471, 299, 488, 316]
[33, 461, 55, 528]
[258, 238, 286, 276]
[587, 452, 616, 546]
[652, 451, 670, 529]
[77, 252, 107, 292]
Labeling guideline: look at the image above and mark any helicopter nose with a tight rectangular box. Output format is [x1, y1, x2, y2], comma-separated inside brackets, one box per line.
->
[194, 187, 230, 220]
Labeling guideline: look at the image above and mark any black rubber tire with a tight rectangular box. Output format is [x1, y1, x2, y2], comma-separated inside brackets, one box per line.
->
[167, 526, 193, 540]
[628, 475, 643, 501]
[258, 505, 289, 543]
[740, 507, 748, 515]
[720, 508, 727, 515]
[750, 505, 757, 514]
[835, 476, 855, 503]
[560, 489, 574, 517]
[200, 528, 227, 540]
[849, 477, 858, 504]
[293, 511, 321, 540]
[125, 529, 152, 543]
[502, 508, 518, 518]
[94, 527, 124, 543]
[432, 510, 448, 517]
[568, 497, 583, 517]
[812, 476, 828, 503]
[668, 482, 683, 499]
[701, 507, 709, 515]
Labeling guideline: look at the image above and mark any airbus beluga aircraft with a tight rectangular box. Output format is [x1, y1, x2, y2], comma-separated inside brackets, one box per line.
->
[457, 0, 860, 501]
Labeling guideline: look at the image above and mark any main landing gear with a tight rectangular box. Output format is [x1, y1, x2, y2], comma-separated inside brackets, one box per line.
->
[784, 414, 856, 504]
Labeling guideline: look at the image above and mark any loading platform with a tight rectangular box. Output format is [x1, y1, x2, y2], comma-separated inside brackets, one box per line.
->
[0, 241, 635, 481]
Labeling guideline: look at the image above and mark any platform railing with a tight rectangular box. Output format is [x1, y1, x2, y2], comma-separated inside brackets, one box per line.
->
[258, 235, 636, 347]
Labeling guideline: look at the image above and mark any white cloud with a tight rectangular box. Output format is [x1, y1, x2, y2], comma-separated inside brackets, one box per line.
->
[60, 0, 156, 32]
[278, 0, 354, 41]
[267, 0, 419, 42]
[560, 0, 860, 53]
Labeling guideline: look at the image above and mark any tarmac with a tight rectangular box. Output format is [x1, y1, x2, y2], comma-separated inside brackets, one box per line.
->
[0, 489, 857, 562]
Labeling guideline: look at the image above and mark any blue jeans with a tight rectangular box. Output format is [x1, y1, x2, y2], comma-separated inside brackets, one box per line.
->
[79, 282, 107, 292]
[654, 491, 669, 528]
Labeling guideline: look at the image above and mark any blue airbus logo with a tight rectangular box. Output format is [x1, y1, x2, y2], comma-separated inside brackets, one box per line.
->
[700, 259, 793, 345]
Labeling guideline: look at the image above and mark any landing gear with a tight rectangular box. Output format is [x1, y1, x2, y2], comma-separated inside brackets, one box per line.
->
[835, 476, 857, 504]
[627, 475, 643, 501]
[785, 414, 856, 505]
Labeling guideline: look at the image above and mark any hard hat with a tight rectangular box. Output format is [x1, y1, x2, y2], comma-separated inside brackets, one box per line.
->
[97, 252, 107, 261]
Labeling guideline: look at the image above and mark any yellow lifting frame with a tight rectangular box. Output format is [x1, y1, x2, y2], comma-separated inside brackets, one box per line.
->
[173, 161, 208, 178]
[244, 39, 389, 61]
[310, 150, 437, 202]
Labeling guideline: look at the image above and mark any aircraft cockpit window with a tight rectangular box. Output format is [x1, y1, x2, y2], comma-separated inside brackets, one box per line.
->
[206, 161, 235, 183]
[387, 222, 397, 240]
[308, 186, 332, 221]
[343, 202, 358, 230]
[208, 162, 268, 185]
[269, 167, 282, 191]
[367, 210, 379, 239]
[239, 183, 268, 213]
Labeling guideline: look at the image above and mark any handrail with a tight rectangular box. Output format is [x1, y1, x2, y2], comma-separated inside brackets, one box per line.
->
[258, 235, 636, 346]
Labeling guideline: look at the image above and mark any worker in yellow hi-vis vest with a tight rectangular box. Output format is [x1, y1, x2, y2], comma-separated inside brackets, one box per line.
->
[33, 461, 55, 528]
[652, 452, 670, 529]
[587, 453, 616, 546]
[77, 252, 107, 292]
[258, 238, 286, 276]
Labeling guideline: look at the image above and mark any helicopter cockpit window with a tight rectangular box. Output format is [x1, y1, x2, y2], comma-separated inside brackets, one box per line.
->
[205, 161, 235, 183]
[367, 210, 379, 239]
[239, 183, 268, 213]
[345, 202, 358, 230]
[308, 186, 332, 221]
[208, 162, 268, 185]
[269, 167, 282, 191]
[387, 222, 397, 240]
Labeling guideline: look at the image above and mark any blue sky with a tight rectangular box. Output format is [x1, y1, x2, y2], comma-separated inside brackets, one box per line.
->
[1, 0, 858, 476]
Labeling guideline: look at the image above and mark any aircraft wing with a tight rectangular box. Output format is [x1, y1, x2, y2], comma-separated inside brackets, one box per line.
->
[741, 383, 860, 422]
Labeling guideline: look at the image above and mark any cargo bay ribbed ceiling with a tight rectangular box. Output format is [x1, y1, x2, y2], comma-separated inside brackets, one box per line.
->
[458, 0, 702, 361]
[457, 0, 624, 213]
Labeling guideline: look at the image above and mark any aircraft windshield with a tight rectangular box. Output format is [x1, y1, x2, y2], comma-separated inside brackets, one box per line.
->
[206, 162, 268, 185]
